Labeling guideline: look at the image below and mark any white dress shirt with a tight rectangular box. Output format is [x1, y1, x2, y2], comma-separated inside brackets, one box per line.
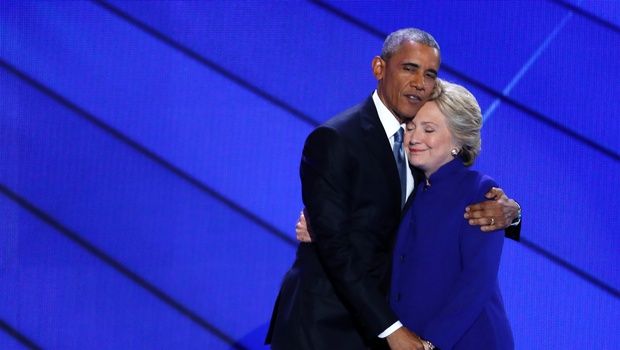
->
[371, 90, 412, 338]
[372, 91, 414, 202]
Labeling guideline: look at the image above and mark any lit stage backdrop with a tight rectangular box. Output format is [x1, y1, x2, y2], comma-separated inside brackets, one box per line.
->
[1, 1, 619, 349]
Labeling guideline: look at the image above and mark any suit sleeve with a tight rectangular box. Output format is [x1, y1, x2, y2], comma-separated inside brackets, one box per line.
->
[505, 219, 521, 241]
[423, 178, 505, 349]
[300, 126, 398, 337]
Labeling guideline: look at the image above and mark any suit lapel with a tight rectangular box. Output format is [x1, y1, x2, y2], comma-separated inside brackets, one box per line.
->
[359, 96, 402, 207]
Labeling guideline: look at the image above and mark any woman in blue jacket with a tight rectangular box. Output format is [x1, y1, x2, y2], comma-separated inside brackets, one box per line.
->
[390, 79, 513, 349]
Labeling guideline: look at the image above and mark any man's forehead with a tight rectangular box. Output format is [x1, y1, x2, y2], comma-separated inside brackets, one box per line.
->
[393, 42, 439, 65]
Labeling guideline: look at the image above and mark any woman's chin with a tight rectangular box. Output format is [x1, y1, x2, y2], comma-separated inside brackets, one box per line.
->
[410, 161, 425, 171]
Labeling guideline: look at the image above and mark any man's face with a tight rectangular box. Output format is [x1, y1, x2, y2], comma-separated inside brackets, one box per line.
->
[373, 41, 440, 124]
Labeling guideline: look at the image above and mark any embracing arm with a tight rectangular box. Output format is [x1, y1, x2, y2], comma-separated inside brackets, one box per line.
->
[464, 187, 521, 241]
[298, 189, 522, 242]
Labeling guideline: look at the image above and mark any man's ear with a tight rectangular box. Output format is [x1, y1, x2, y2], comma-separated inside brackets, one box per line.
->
[371, 56, 385, 80]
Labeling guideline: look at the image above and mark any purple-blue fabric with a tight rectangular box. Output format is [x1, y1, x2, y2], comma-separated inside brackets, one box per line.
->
[391, 158, 513, 349]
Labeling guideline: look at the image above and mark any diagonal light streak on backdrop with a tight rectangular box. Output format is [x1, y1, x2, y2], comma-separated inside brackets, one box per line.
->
[520, 238, 620, 299]
[483, 10, 574, 121]
[90, 0, 321, 129]
[91, 0, 620, 162]
[80, 0, 620, 297]
[306, 0, 620, 298]
[0, 59, 297, 249]
[1, 58, 299, 343]
[308, 0, 619, 163]
[551, 0, 620, 34]
[0, 318, 42, 350]
[2, 2, 618, 348]
[0, 182, 250, 350]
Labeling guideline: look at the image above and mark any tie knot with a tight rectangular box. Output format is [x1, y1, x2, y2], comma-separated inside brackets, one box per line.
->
[394, 127, 404, 144]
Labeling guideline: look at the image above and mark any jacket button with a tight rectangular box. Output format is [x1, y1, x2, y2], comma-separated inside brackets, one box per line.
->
[395, 293, 401, 301]
[400, 255, 406, 262]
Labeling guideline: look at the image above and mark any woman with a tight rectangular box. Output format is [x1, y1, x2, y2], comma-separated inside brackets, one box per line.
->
[390, 79, 513, 349]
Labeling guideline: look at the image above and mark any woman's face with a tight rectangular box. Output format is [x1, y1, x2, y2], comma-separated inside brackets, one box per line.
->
[404, 101, 456, 178]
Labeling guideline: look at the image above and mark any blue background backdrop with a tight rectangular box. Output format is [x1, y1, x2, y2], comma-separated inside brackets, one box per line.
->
[1, 1, 619, 349]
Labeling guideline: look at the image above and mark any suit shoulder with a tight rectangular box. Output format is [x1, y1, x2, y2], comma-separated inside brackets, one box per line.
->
[305, 95, 378, 150]
[323, 96, 375, 132]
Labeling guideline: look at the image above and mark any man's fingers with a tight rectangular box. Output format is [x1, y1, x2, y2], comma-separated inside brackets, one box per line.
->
[468, 217, 489, 225]
[469, 214, 502, 225]
[480, 223, 499, 232]
[485, 187, 505, 200]
[465, 208, 492, 219]
[465, 203, 483, 213]
[466, 199, 497, 211]
[469, 217, 501, 231]
[485, 188, 496, 199]
[296, 209, 314, 243]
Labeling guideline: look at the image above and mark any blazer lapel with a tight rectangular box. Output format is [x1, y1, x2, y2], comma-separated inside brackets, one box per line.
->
[359, 96, 402, 207]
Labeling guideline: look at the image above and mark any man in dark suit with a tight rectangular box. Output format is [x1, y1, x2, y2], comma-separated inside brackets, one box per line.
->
[266, 28, 520, 350]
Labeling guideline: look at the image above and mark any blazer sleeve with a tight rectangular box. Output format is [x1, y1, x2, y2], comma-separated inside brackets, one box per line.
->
[300, 126, 398, 337]
[505, 219, 521, 241]
[423, 178, 505, 349]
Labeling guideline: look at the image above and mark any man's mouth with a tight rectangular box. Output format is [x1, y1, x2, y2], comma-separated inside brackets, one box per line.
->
[404, 94, 421, 102]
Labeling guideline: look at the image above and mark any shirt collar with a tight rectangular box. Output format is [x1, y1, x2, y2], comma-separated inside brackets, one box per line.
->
[372, 90, 403, 139]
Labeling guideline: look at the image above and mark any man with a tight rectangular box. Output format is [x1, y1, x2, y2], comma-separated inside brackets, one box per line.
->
[266, 28, 520, 350]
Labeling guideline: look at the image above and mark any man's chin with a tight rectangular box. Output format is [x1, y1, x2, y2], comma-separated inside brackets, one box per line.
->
[400, 106, 424, 119]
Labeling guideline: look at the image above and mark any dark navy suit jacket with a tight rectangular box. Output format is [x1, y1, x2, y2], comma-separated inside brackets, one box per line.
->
[266, 95, 403, 349]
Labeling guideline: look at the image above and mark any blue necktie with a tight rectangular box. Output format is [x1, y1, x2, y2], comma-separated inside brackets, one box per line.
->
[393, 127, 407, 208]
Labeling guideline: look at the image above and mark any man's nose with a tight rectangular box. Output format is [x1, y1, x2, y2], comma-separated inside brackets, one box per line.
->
[410, 73, 425, 89]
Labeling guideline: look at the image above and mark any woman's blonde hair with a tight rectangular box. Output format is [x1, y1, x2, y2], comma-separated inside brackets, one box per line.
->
[429, 79, 482, 166]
